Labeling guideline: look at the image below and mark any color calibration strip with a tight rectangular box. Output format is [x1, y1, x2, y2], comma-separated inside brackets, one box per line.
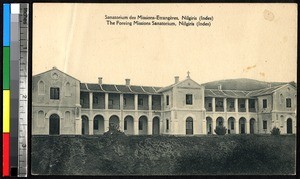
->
[3, 3, 29, 177]
[3, 3, 11, 177]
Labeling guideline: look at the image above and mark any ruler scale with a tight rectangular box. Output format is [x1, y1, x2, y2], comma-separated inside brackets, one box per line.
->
[17, 3, 29, 177]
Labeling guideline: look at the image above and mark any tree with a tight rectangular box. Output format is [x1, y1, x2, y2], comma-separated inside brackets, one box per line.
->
[103, 123, 126, 137]
[214, 126, 227, 135]
[270, 127, 281, 135]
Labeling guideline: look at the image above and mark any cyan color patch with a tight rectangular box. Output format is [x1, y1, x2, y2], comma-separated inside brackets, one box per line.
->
[3, 4, 11, 46]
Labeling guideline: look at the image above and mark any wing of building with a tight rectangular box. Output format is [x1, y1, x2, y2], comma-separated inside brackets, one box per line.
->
[32, 67, 297, 135]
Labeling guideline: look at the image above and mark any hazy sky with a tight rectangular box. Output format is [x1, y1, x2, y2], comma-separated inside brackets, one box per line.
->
[33, 3, 297, 87]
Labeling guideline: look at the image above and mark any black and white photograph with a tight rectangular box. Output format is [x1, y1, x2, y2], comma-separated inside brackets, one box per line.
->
[31, 3, 297, 175]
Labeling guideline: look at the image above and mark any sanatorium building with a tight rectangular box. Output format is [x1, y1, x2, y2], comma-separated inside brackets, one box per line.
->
[32, 67, 297, 135]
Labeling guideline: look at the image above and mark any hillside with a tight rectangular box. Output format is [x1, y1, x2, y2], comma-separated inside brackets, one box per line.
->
[202, 78, 293, 91]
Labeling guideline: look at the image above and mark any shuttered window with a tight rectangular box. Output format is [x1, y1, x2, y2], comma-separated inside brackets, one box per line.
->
[50, 87, 60, 100]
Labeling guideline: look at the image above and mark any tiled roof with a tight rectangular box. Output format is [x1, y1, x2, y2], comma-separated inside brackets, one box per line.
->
[153, 87, 162, 92]
[101, 84, 119, 92]
[205, 89, 250, 98]
[87, 83, 103, 91]
[247, 85, 285, 96]
[80, 83, 161, 94]
[129, 86, 146, 93]
[204, 84, 288, 98]
[115, 85, 132, 93]
[80, 82, 288, 97]
[80, 83, 88, 91]
[142, 86, 157, 93]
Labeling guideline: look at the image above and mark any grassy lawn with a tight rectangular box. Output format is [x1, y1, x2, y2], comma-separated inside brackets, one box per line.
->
[31, 134, 296, 175]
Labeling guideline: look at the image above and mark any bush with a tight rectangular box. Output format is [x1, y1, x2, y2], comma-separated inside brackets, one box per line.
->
[214, 126, 227, 135]
[271, 127, 281, 135]
[32, 135, 296, 175]
[103, 123, 126, 137]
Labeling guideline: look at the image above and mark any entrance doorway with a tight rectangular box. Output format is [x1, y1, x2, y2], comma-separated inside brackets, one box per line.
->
[250, 118, 255, 134]
[152, 117, 160, 135]
[82, 115, 89, 135]
[49, 114, 60, 135]
[239, 117, 246, 134]
[287, 118, 293, 134]
[186, 117, 193, 135]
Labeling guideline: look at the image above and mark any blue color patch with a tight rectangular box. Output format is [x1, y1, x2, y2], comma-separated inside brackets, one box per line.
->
[3, 4, 11, 46]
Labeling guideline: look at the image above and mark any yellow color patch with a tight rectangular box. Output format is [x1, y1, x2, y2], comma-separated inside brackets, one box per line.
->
[3, 90, 10, 132]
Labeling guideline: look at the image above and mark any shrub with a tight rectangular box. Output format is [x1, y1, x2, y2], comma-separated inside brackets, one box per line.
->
[271, 127, 281, 135]
[214, 126, 227, 135]
[103, 123, 126, 137]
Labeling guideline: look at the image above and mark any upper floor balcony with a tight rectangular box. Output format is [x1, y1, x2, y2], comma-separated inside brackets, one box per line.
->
[80, 91, 162, 111]
[205, 97, 257, 113]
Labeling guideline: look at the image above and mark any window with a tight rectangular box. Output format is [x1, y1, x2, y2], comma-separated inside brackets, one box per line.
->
[123, 97, 126, 106]
[263, 121, 267, 130]
[93, 96, 98, 104]
[124, 120, 127, 130]
[80, 98, 84, 104]
[240, 103, 245, 108]
[229, 101, 234, 108]
[109, 99, 114, 105]
[166, 95, 169, 105]
[166, 119, 169, 130]
[249, 99, 255, 108]
[216, 101, 223, 108]
[186, 94, 193, 105]
[286, 98, 291, 108]
[218, 120, 223, 126]
[138, 98, 143, 105]
[94, 120, 99, 130]
[263, 99, 267, 108]
[139, 120, 143, 130]
[50, 87, 60, 100]
[208, 102, 212, 108]
[231, 121, 234, 130]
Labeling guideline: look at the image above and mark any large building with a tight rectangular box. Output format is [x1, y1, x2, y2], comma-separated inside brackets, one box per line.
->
[32, 67, 297, 135]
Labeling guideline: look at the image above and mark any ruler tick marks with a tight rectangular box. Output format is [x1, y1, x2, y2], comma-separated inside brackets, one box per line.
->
[18, 3, 29, 177]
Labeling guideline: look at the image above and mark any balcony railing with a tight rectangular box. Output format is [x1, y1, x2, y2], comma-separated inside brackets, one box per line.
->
[239, 108, 246, 112]
[249, 108, 256, 112]
[227, 107, 235, 112]
[206, 107, 213, 112]
[216, 107, 224, 112]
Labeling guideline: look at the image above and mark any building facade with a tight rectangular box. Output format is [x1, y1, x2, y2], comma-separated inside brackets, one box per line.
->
[32, 67, 297, 135]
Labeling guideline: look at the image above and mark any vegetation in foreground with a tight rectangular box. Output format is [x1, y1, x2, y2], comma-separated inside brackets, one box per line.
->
[31, 134, 295, 175]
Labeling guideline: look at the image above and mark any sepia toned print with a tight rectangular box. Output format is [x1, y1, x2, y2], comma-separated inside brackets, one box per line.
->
[31, 3, 296, 175]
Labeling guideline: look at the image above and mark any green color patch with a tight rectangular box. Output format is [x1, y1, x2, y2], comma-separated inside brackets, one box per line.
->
[3, 47, 10, 89]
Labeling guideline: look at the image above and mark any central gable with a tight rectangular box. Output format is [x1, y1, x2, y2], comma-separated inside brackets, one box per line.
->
[176, 78, 202, 89]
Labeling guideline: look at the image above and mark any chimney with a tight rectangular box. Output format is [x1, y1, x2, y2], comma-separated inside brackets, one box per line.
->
[175, 76, 179, 83]
[98, 77, 103, 85]
[125, 79, 130, 86]
[218, 84, 222, 90]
